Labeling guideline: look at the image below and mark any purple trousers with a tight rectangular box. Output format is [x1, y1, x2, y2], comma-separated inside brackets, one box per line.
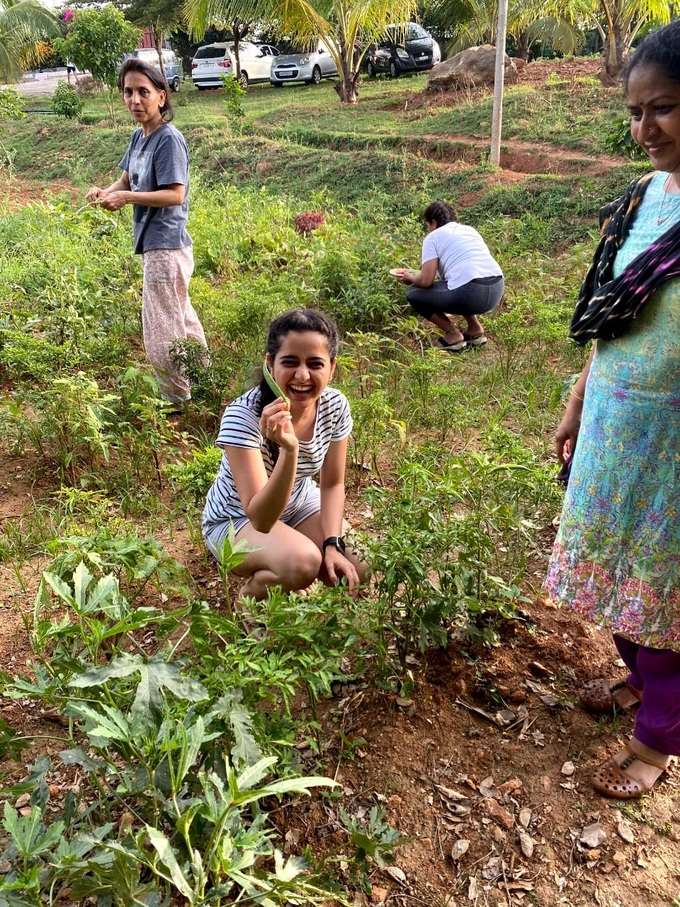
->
[615, 635, 680, 756]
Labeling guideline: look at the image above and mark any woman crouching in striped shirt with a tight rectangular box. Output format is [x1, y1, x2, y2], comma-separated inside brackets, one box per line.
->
[203, 308, 365, 601]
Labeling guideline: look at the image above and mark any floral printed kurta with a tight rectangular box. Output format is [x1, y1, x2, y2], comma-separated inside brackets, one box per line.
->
[546, 172, 680, 650]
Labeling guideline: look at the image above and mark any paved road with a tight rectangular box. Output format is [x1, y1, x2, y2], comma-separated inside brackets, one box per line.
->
[5, 69, 85, 98]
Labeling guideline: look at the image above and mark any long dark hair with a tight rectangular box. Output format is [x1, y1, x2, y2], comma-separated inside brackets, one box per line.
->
[118, 58, 174, 121]
[423, 200, 457, 228]
[256, 308, 339, 463]
[624, 19, 680, 89]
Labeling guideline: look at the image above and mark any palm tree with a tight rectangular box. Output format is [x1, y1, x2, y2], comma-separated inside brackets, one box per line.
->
[446, 0, 582, 58]
[0, 0, 59, 82]
[444, 0, 671, 80]
[535, 0, 672, 82]
[593, 0, 671, 82]
[185, 0, 419, 103]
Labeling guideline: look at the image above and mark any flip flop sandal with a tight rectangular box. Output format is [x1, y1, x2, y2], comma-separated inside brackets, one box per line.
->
[463, 332, 488, 347]
[580, 678, 642, 716]
[436, 336, 467, 353]
[592, 745, 669, 800]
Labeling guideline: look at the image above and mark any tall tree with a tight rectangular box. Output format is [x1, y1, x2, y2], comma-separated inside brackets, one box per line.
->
[0, 0, 58, 82]
[56, 5, 140, 121]
[445, 0, 583, 58]
[593, 0, 671, 82]
[186, 0, 418, 103]
[119, 0, 183, 76]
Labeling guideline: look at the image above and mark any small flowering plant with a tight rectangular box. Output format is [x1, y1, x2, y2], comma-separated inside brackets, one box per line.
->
[294, 211, 325, 235]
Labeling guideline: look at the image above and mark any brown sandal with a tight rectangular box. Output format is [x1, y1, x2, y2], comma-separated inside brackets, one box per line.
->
[592, 745, 669, 799]
[580, 678, 641, 716]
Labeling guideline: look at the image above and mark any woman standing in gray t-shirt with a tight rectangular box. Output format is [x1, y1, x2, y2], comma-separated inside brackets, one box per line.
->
[86, 58, 207, 405]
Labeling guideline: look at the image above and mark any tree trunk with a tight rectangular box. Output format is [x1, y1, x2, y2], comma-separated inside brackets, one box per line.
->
[516, 30, 530, 61]
[154, 28, 165, 78]
[600, 22, 625, 84]
[232, 20, 241, 78]
[599, 1, 625, 85]
[334, 46, 358, 104]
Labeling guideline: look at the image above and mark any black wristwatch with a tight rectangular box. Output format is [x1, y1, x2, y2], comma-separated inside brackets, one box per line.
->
[323, 536, 346, 554]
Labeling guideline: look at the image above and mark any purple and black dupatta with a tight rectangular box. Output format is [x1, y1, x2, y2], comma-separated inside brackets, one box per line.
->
[570, 172, 680, 344]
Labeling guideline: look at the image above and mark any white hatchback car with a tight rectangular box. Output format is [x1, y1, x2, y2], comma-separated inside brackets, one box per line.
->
[191, 41, 279, 90]
[270, 42, 337, 86]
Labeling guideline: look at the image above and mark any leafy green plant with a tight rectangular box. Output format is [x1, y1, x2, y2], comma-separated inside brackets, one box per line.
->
[45, 527, 187, 595]
[4, 374, 117, 484]
[222, 73, 246, 133]
[0, 88, 24, 120]
[55, 5, 140, 122]
[2, 545, 343, 905]
[51, 82, 83, 120]
[363, 442, 555, 668]
[603, 115, 646, 160]
[170, 338, 234, 424]
[168, 444, 223, 503]
[339, 805, 400, 891]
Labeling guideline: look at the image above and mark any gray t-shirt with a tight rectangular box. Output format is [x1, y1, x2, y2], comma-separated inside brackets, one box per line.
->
[119, 123, 191, 254]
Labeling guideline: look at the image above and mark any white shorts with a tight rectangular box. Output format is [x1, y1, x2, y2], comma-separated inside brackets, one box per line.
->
[202, 482, 321, 559]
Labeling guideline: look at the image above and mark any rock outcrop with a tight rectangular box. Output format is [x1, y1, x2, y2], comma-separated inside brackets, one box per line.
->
[427, 44, 518, 90]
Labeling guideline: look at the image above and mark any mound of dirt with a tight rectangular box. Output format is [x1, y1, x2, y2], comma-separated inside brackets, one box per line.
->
[396, 56, 604, 113]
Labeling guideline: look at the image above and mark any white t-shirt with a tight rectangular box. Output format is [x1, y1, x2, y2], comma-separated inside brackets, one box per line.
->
[421, 222, 502, 290]
[202, 386, 353, 532]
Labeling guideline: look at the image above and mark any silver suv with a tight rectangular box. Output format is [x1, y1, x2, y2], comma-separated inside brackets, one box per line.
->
[270, 42, 337, 87]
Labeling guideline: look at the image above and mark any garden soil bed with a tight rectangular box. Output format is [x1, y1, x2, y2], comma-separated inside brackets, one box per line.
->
[0, 460, 678, 906]
[281, 594, 680, 907]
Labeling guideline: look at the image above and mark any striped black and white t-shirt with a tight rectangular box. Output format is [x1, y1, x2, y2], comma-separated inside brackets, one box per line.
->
[202, 386, 353, 534]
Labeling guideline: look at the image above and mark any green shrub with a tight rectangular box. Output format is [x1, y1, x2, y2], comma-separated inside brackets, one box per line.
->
[222, 74, 246, 133]
[167, 445, 223, 503]
[603, 116, 646, 160]
[51, 82, 83, 119]
[4, 373, 118, 483]
[0, 88, 24, 120]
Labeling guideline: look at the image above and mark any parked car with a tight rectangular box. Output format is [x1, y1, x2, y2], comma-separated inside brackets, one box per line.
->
[126, 47, 183, 91]
[191, 41, 279, 90]
[432, 39, 442, 65]
[365, 22, 435, 78]
[270, 42, 337, 87]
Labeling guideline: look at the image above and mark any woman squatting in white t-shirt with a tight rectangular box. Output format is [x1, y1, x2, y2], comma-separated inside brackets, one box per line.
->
[393, 201, 504, 352]
[203, 309, 366, 601]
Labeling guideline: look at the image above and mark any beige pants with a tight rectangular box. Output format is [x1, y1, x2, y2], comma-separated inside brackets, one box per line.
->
[141, 246, 207, 402]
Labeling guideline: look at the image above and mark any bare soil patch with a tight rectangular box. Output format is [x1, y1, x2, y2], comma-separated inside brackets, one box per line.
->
[0, 174, 77, 210]
[408, 133, 623, 177]
[286, 596, 680, 907]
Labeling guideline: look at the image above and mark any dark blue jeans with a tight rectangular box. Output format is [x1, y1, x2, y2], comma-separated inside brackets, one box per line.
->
[407, 275, 504, 319]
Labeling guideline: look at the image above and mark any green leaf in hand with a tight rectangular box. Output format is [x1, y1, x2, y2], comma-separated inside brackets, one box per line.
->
[262, 361, 289, 407]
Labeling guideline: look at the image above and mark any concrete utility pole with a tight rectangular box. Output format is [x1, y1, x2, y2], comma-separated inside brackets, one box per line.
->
[490, 0, 509, 167]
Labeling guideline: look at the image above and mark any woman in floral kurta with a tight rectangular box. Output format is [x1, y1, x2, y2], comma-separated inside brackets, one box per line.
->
[545, 21, 680, 799]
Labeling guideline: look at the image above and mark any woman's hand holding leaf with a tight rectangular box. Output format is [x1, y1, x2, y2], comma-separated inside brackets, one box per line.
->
[260, 399, 297, 453]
